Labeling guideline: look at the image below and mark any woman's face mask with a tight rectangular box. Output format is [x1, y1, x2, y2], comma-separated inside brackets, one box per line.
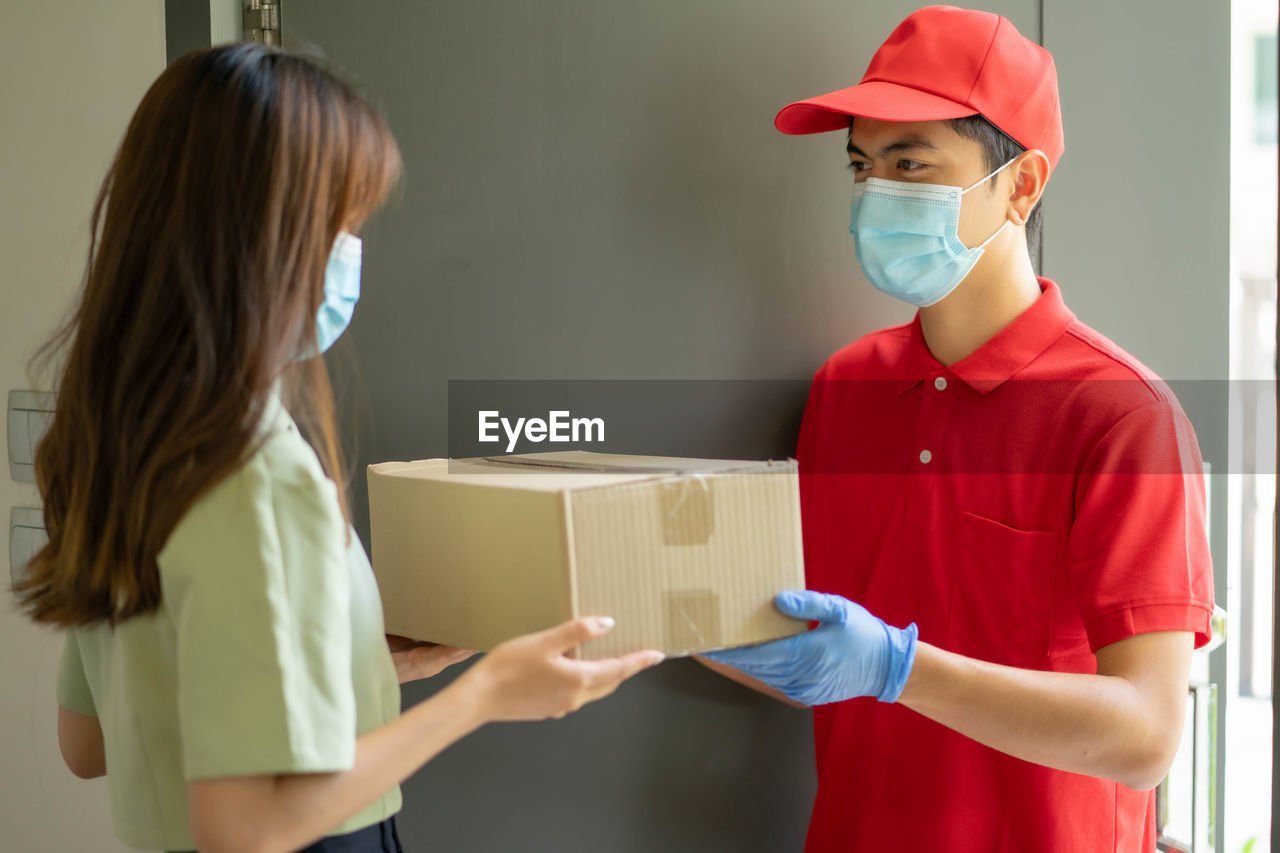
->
[300, 230, 362, 358]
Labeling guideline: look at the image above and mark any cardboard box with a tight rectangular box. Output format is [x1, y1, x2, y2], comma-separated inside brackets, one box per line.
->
[366, 450, 806, 659]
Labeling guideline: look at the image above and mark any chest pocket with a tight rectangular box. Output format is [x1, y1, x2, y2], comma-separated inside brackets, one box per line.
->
[947, 510, 1059, 666]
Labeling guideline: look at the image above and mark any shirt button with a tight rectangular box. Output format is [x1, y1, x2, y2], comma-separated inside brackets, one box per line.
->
[934, 376, 948, 390]
[919, 449, 932, 464]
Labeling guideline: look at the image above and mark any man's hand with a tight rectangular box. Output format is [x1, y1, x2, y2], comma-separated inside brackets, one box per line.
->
[385, 634, 478, 684]
[702, 590, 918, 705]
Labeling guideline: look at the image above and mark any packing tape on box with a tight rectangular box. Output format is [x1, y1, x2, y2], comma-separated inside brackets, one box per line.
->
[663, 588, 722, 651]
[657, 475, 713, 545]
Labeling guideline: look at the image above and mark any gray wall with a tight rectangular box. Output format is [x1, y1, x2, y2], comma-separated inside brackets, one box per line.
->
[273, 1, 1228, 850]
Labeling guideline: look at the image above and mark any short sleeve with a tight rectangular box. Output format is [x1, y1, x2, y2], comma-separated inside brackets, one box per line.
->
[159, 449, 355, 781]
[1067, 400, 1215, 651]
[56, 631, 97, 717]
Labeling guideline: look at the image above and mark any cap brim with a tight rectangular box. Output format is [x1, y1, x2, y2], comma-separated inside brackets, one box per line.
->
[775, 80, 979, 134]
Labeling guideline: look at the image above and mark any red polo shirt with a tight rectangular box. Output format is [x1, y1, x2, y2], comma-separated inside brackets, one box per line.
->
[797, 277, 1214, 852]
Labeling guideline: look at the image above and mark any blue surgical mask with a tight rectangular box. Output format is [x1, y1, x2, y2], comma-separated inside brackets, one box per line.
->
[305, 230, 362, 356]
[849, 157, 1017, 307]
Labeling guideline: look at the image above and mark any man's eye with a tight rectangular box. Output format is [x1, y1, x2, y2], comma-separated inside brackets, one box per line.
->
[846, 161, 868, 173]
[899, 159, 926, 172]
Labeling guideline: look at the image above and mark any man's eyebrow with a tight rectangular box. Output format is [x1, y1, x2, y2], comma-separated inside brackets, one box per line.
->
[846, 135, 942, 158]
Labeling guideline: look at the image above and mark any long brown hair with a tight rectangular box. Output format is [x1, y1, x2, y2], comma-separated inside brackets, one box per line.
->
[14, 42, 403, 628]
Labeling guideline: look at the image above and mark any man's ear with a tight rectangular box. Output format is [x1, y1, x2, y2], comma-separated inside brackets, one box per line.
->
[1008, 149, 1051, 225]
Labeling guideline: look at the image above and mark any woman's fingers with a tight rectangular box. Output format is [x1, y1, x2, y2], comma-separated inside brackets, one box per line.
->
[533, 615, 616, 654]
[466, 617, 666, 722]
[577, 649, 666, 690]
[532, 617, 664, 687]
[385, 633, 421, 652]
[387, 635, 477, 656]
[555, 648, 666, 711]
[394, 644, 482, 682]
[428, 646, 478, 666]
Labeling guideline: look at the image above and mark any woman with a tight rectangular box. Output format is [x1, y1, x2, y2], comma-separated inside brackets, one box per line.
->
[15, 41, 664, 853]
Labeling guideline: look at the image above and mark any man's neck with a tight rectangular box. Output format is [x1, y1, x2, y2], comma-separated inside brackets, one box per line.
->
[917, 245, 1042, 367]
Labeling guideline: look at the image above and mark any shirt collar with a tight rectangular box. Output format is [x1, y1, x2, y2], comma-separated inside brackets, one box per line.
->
[895, 277, 1076, 395]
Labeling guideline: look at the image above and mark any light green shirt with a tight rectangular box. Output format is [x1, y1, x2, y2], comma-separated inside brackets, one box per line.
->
[56, 390, 402, 851]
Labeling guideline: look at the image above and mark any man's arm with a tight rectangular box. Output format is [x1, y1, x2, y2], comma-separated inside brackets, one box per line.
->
[897, 630, 1193, 791]
[703, 591, 1196, 791]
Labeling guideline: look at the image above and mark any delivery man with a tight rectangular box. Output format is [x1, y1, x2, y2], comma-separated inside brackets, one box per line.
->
[700, 6, 1216, 851]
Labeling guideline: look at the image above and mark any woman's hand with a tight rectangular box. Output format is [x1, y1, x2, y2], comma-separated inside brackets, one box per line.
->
[385, 634, 477, 684]
[456, 616, 665, 722]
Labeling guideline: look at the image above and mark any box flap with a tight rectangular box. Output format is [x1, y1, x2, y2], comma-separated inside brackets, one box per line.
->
[368, 457, 658, 492]
[368, 453, 796, 493]
[472, 450, 794, 476]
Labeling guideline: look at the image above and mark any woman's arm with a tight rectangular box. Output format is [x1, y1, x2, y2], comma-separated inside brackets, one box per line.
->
[188, 670, 486, 853]
[188, 616, 663, 853]
[57, 705, 106, 779]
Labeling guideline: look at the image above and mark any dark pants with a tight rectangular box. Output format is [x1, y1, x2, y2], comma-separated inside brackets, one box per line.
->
[168, 815, 403, 853]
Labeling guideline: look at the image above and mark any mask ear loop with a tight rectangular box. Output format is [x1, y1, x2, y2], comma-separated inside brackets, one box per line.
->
[974, 217, 1011, 250]
[959, 155, 1020, 195]
[960, 154, 1020, 250]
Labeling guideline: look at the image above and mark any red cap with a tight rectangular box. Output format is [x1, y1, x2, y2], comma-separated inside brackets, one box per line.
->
[775, 5, 1064, 171]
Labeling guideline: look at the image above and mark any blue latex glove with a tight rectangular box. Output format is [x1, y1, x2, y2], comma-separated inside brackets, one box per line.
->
[703, 590, 918, 705]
